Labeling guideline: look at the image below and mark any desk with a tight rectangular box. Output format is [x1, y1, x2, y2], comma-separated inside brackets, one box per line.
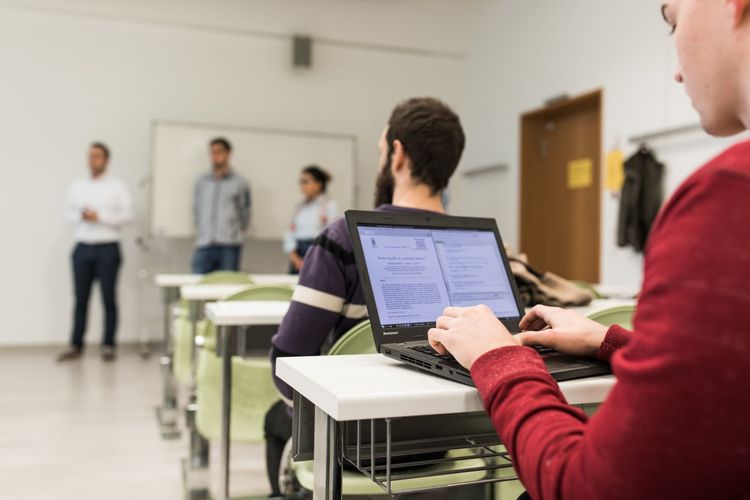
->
[151, 273, 298, 437]
[205, 300, 291, 500]
[575, 298, 636, 316]
[154, 273, 298, 288]
[154, 273, 203, 288]
[278, 355, 615, 499]
[153, 274, 205, 438]
[251, 274, 299, 287]
[180, 284, 257, 366]
[177, 283, 259, 492]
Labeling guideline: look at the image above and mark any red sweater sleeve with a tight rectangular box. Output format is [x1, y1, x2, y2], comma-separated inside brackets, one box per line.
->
[471, 158, 750, 499]
[596, 325, 631, 362]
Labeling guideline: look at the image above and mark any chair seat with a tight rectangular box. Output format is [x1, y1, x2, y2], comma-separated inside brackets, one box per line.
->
[293, 449, 489, 495]
[195, 351, 278, 443]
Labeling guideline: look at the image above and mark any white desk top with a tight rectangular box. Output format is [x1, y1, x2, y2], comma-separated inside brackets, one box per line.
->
[573, 298, 636, 316]
[155, 274, 203, 287]
[155, 273, 298, 288]
[180, 284, 252, 301]
[594, 284, 640, 299]
[277, 354, 615, 421]
[205, 301, 290, 326]
[251, 274, 299, 286]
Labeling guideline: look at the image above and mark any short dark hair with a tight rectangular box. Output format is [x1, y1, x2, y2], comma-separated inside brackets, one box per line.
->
[210, 137, 232, 152]
[302, 165, 332, 193]
[386, 97, 465, 194]
[91, 142, 110, 159]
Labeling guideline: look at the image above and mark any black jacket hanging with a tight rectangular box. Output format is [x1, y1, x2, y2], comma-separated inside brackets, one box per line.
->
[617, 147, 665, 251]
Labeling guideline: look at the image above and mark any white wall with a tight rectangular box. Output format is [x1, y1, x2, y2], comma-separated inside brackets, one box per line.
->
[0, 0, 470, 346]
[454, 0, 746, 288]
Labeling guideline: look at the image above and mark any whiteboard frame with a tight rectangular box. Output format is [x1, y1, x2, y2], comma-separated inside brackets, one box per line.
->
[148, 118, 359, 240]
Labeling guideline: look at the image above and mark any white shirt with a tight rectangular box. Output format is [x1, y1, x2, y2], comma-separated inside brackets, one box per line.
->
[65, 174, 133, 243]
[283, 196, 339, 254]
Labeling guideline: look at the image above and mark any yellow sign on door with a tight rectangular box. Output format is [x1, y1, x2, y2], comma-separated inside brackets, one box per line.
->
[605, 149, 625, 191]
[567, 158, 593, 189]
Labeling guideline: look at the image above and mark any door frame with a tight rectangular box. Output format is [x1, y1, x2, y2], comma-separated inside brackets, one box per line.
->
[518, 89, 603, 283]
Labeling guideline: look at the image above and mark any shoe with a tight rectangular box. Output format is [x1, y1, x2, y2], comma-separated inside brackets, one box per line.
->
[56, 347, 83, 362]
[102, 346, 117, 362]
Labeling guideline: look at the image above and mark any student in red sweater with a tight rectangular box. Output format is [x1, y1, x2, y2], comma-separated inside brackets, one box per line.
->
[427, 1, 750, 498]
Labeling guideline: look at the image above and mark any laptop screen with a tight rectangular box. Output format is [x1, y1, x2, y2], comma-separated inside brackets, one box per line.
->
[356, 224, 522, 329]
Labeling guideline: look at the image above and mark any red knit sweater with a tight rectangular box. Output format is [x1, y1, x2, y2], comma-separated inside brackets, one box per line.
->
[471, 140, 750, 499]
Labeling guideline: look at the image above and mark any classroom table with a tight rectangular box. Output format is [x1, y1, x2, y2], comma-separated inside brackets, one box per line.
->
[153, 274, 204, 438]
[277, 299, 634, 500]
[250, 274, 300, 287]
[152, 273, 298, 439]
[278, 355, 615, 500]
[573, 298, 636, 316]
[204, 300, 291, 500]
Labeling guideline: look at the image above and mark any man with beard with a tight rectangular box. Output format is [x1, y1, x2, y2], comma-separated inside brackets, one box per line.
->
[264, 97, 465, 498]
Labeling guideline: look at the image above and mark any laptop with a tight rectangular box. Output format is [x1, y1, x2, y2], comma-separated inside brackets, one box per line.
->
[346, 210, 611, 386]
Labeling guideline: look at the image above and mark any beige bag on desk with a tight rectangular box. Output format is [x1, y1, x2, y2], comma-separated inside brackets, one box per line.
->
[506, 251, 594, 308]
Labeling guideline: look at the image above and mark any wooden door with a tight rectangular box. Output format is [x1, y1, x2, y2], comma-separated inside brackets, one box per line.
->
[520, 90, 602, 283]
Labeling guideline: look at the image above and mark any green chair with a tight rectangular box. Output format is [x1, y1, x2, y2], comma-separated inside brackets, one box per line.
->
[172, 272, 254, 385]
[291, 320, 490, 496]
[175, 271, 254, 318]
[326, 320, 377, 356]
[197, 271, 254, 285]
[195, 285, 294, 443]
[587, 304, 636, 330]
[195, 353, 279, 442]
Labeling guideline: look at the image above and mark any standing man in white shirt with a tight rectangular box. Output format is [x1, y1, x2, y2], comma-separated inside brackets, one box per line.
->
[57, 143, 133, 362]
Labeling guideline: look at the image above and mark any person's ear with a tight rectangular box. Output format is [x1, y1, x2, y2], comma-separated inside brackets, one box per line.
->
[730, 0, 750, 26]
[390, 140, 407, 175]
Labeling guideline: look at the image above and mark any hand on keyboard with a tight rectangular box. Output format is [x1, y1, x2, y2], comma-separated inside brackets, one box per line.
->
[517, 305, 609, 358]
[427, 305, 520, 370]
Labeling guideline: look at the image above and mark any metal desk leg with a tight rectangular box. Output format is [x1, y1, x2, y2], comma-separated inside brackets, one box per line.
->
[313, 406, 343, 500]
[218, 325, 234, 500]
[156, 286, 180, 439]
[189, 299, 202, 382]
[185, 299, 210, 497]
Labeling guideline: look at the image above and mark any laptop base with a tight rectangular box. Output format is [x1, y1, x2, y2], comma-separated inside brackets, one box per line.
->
[382, 342, 611, 387]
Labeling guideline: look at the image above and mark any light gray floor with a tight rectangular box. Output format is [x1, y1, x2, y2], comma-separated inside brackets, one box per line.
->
[0, 347, 268, 500]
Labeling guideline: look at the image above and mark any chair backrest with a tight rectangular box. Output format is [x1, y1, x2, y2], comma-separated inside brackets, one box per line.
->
[198, 271, 254, 285]
[224, 285, 294, 302]
[587, 305, 636, 330]
[328, 320, 377, 356]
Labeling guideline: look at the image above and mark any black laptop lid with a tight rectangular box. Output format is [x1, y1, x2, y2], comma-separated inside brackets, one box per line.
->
[346, 210, 525, 350]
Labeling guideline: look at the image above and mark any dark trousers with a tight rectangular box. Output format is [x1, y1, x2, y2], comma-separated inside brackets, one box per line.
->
[192, 244, 242, 274]
[71, 242, 122, 348]
[288, 239, 315, 275]
[264, 400, 293, 497]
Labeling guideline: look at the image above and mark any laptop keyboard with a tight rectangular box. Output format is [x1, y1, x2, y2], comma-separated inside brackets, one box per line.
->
[409, 344, 458, 363]
[407, 343, 594, 376]
[411, 343, 555, 359]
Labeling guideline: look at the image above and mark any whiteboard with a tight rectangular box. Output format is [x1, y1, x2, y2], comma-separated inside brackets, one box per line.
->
[150, 120, 356, 240]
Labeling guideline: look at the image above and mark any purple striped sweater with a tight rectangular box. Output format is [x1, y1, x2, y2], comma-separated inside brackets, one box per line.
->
[270, 204, 440, 401]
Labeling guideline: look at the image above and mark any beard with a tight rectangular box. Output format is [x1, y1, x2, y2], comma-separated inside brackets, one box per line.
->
[374, 159, 395, 207]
